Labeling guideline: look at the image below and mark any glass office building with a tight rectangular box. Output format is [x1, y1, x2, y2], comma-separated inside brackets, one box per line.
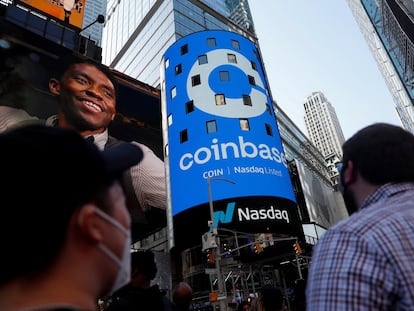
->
[348, 0, 414, 133]
[102, 0, 255, 87]
[81, 0, 106, 46]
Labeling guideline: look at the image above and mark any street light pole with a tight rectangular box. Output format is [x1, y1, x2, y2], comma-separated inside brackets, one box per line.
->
[207, 177, 236, 311]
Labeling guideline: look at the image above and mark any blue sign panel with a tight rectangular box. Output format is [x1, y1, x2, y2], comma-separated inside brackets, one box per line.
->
[161, 30, 296, 216]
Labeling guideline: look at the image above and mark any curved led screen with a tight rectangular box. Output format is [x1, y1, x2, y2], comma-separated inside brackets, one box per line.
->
[161, 30, 296, 217]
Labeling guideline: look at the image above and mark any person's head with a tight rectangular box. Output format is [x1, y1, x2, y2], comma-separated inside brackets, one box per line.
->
[49, 55, 118, 134]
[130, 250, 158, 289]
[340, 123, 414, 214]
[173, 281, 193, 309]
[0, 125, 142, 299]
[237, 300, 250, 311]
[261, 285, 283, 311]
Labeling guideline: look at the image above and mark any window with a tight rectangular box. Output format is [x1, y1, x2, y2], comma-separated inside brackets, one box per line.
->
[186, 100, 194, 113]
[165, 58, 170, 69]
[170, 86, 177, 99]
[243, 95, 252, 106]
[206, 120, 217, 133]
[219, 71, 230, 81]
[180, 129, 188, 143]
[175, 64, 182, 75]
[180, 44, 188, 55]
[167, 114, 173, 126]
[248, 75, 256, 85]
[198, 55, 208, 64]
[265, 124, 273, 136]
[227, 53, 237, 63]
[191, 75, 201, 86]
[240, 119, 250, 131]
[207, 38, 216, 47]
[251, 61, 257, 71]
[231, 39, 240, 49]
[215, 94, 226, 105]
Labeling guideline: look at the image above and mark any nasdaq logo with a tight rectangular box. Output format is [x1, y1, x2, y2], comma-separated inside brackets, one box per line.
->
[214, 202, 290, 227]
[214, 202, 236, 228]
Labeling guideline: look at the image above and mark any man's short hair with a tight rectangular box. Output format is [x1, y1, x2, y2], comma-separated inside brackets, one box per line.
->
[342, 123, 414, 184]
[173, 281, 193, 306]
[52, 54, 119, 99]
[131, 250, 158, 280]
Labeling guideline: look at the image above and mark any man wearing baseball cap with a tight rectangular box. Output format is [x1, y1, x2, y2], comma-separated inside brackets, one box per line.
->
[0, 125, 143, 311]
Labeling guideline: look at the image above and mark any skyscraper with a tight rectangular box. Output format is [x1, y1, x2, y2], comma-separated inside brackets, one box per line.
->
[347, 0, 414, 133]
[80, 0, 106, 46]
[101, 0, 255, 87]
[303, 91, 345, 159]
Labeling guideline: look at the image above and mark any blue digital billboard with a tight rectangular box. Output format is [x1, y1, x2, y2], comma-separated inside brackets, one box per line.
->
[161, 30, 296, 218]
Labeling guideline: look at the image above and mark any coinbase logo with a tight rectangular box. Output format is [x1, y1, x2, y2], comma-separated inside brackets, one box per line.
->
[186, 49, 268, 118]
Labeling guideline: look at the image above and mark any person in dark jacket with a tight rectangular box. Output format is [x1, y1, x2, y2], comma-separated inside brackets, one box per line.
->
[105, 250, 172, 311]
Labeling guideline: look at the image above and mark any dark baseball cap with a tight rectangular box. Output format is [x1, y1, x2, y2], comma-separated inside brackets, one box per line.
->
[0, 125, 143, 213]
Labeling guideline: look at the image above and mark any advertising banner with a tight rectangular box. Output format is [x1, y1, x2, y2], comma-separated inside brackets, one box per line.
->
[16, 0, 86, 29]
[0, 31, 165, 241]
[161, 30, 296, 215]
[161, 30, 300, 246]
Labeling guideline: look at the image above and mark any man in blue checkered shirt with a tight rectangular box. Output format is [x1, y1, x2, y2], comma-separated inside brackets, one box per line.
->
[307, 123, 414, 310]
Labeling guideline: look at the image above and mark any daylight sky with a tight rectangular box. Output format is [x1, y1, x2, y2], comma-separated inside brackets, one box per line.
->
[248, 0, 402, 140]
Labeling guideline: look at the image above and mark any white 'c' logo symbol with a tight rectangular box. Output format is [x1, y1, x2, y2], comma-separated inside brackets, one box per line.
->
[187, 49, 268, 118]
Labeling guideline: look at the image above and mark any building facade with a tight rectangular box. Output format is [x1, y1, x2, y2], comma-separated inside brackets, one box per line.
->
[303, 91, 345, 160]
[348, 0, 414, 133]
[275, 103, 347, 228]
[101, 0, 256, 87]
[80, 0, 106, 46]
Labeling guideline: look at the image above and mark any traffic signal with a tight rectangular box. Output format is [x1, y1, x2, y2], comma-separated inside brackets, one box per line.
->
[293, 241, 302, 255]
[206, 249, 215, 264]
[254, 242, 263, 254]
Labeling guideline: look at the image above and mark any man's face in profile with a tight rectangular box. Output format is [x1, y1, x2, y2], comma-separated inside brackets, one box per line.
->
[51, 63, 116, 132]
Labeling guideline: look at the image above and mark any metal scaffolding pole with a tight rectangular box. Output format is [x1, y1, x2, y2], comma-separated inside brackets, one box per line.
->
[207, 177, 236, 311]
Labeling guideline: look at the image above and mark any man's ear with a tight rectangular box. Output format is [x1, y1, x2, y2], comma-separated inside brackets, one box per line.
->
[77, 204, 104, 242]
[49, 78, 61, 95]
[343, 160, 357, 186]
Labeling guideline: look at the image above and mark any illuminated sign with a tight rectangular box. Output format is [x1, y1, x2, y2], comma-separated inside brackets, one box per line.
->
[16, 0, 86, 29]
[161, 30, 296, 216]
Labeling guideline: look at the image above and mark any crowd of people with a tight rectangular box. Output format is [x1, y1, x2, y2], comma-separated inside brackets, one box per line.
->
[2, 50, 414, 311]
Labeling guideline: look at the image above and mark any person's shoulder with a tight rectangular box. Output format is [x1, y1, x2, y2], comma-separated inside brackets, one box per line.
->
[161, 295, 174, 311]
[130, 140, 156, 153]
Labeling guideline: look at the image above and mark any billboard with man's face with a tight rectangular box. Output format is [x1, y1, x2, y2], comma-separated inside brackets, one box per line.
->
[16, 0, 86, 29]
[0, 25, 166, 241]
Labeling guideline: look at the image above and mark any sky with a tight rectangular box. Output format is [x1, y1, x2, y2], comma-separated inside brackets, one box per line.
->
[248, 0, 402, 140]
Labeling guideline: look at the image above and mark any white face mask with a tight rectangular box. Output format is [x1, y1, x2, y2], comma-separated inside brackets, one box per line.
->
[94, 208, 131, 295]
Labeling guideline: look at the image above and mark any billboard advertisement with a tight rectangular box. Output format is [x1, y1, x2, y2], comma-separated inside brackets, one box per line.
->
[16, 0, 86, 29]
[0, 27, 165, 241]
[160, 30, 299, 245]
